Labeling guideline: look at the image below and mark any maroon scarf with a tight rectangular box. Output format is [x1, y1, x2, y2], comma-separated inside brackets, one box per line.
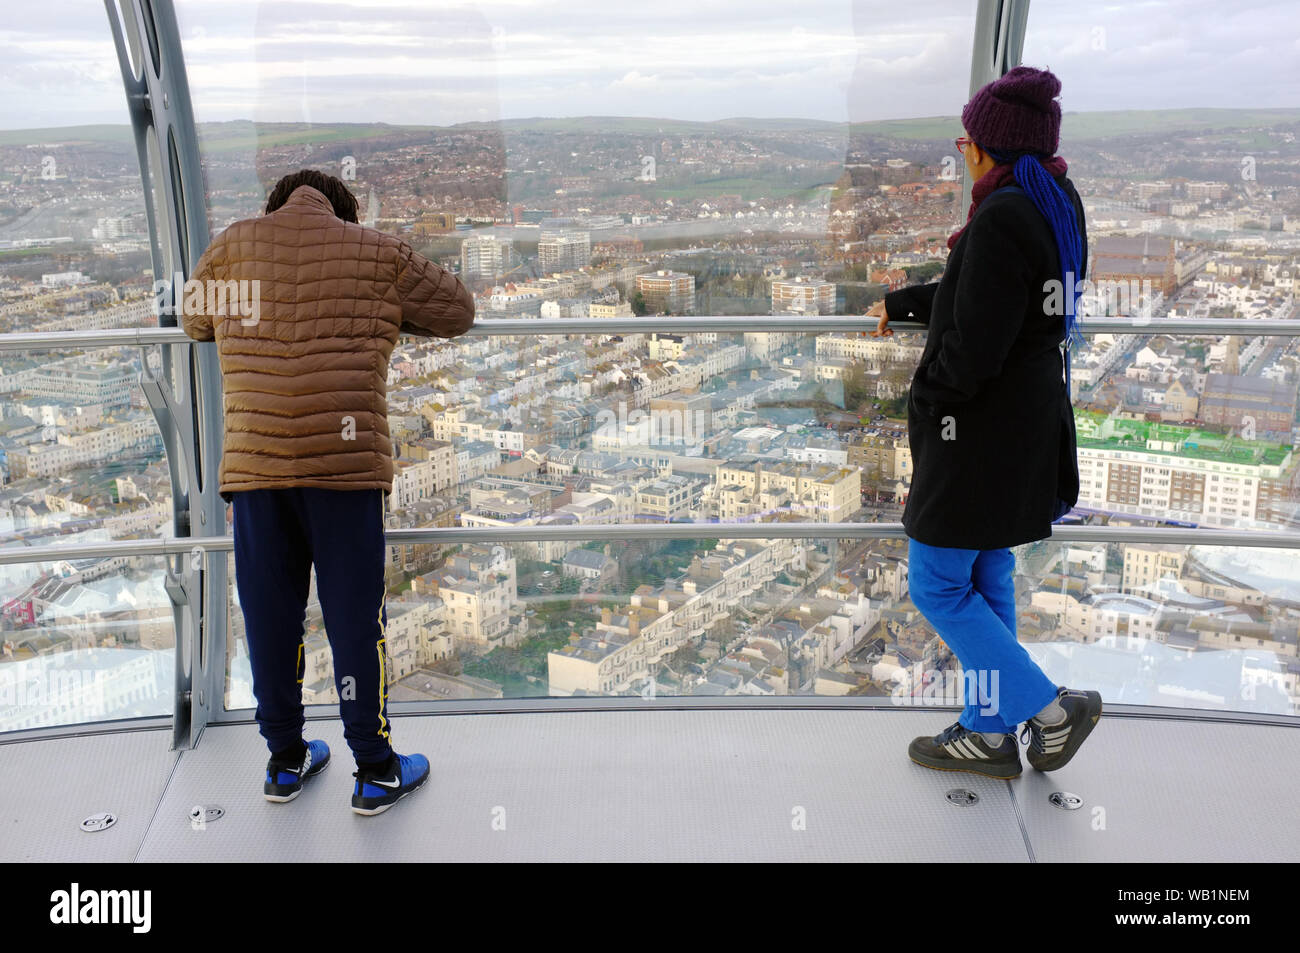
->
[947, 155, 1068, 250]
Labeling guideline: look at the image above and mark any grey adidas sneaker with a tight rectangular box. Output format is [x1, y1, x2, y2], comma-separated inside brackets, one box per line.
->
[908, 721, 1022, 779]
[1020, 687, 1102, 772]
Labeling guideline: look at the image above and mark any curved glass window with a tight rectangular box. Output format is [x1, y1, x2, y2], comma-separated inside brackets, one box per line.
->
[0, 1, 176, 732]
[0, 0, 1268, 717]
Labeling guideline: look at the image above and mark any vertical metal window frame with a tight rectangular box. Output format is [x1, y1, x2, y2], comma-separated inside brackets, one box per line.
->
[962, 0, 1031, 210]
[105, 0, 225, 750]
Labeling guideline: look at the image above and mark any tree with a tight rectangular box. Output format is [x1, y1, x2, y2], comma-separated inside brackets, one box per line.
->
[843, 362, 871, 411]
[630, 290, 648, 316]
[843, 282, 886, 314]
[904, 261, 944, 284]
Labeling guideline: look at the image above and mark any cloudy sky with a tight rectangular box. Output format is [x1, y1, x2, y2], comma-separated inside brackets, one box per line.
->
[1, 0, 1297, 129]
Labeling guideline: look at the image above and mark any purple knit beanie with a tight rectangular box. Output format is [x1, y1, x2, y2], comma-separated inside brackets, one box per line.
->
[961, 65, 1062, 155]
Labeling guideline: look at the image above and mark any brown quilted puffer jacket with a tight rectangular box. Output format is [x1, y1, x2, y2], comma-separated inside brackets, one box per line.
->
[182, 184, 475, 503]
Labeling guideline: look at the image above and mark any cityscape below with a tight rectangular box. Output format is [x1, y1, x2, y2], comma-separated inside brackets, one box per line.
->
[2, 101, 1298, 732]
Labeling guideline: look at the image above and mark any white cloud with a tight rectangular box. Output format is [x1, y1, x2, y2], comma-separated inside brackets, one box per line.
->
[0, 0, 1294, 128]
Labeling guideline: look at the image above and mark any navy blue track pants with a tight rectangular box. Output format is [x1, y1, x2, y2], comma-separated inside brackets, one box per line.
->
[232, 487, 394, 764]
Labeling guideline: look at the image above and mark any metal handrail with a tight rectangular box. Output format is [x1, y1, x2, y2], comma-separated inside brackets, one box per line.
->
[2, 310, 1299, 567]
[3, 314, 1300, 351]
[3, 309, 1297, 570]
[3, 522, 1299, 568]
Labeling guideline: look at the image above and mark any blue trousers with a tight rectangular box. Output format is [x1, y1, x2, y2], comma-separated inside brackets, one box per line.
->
[906, 538, 1059, 733]
[232, 487, 394, 764]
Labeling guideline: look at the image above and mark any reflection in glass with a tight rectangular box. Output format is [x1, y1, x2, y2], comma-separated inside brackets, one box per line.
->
[0, 556, 174, 732]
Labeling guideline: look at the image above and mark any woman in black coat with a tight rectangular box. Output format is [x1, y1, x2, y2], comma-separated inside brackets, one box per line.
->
[868, 66, 1102, 779]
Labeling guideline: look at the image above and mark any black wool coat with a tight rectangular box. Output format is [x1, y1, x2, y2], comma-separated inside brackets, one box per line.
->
[883, 174, 1086, 551]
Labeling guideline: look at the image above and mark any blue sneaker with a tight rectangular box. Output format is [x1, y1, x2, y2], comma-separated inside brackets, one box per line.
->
[351, 752, 430, 816]
[264, 740, 330, 803]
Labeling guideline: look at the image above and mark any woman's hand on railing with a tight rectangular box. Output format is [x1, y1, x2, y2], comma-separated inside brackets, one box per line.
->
[866, 300, 891, 337]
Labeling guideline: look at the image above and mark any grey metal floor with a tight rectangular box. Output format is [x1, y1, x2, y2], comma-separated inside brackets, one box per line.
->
[2, 709, 1296, 862]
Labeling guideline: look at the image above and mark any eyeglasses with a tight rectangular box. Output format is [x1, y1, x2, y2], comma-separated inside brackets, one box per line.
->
[954, 137, 973, 155]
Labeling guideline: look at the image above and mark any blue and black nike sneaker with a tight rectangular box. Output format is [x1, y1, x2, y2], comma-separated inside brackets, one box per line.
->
[264, 739, 331, 803]
[351, 751, 430, 816]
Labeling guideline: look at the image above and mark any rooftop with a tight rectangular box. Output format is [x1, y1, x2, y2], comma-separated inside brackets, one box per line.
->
[1074, 409, 1292, 467]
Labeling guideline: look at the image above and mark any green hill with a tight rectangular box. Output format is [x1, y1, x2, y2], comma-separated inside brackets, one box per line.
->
[3, 107, 1297, 148]
[0, 124, 133, 146]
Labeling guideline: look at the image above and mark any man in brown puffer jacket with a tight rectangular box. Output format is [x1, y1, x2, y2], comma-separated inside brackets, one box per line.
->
[183, 168, 474, 815]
